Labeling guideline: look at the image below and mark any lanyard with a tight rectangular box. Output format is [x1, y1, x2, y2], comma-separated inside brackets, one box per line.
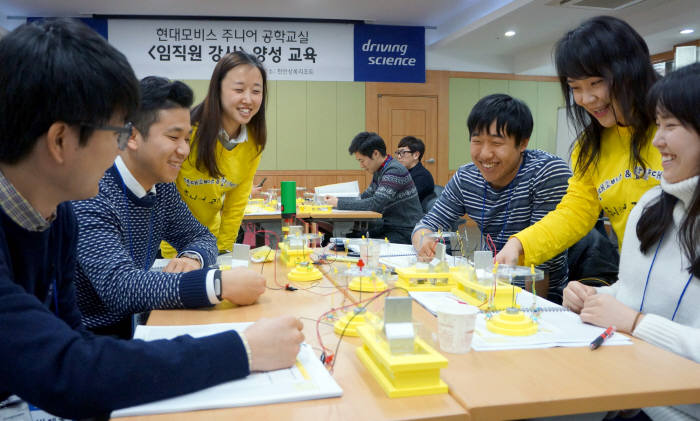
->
[479, 162, 522, 251]
[639, 232, 695, 321]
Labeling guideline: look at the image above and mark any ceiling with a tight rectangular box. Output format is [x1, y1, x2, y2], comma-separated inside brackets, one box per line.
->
[1, 0, 698, 74]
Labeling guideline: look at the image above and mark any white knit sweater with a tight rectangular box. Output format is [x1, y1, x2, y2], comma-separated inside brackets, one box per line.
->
[597, 175, 699, 421]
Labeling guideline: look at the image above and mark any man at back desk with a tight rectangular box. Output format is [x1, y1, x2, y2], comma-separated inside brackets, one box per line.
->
[395, 136, 435, 203]
[324, 132, 423, 244]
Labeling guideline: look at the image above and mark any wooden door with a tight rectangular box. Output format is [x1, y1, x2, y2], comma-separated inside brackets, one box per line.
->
[378, 95, 438, 183]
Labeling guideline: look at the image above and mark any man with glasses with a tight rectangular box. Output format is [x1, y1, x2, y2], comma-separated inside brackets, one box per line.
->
[72, 76, 269, 339]
[395, 136, 435, 202]
[0, 19, 302, 419]
[324, 132, 423, 244]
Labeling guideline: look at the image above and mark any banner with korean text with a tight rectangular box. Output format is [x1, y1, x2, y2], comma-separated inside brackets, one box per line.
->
[108, 19, 355, 81]
[107, 19, 424, 82]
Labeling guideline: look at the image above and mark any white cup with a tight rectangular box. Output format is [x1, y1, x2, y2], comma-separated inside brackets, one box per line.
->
[436, 302, 479, 354]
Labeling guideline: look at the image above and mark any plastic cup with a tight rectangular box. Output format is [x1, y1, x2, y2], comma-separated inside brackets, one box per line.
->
[436, 302, 479, 354]
[360, 241, 381, 268]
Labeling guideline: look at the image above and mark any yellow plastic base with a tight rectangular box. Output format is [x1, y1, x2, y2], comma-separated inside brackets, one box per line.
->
[451, 270, 521, 309]
[297, 204, 333, 213]
[486, 310, 538, 336]
[348, 276, 387, 292]
[244, 199, 277, 214]
[333, 310, 381, 337]
[355, 325, 448, 398]
[278, 242, 313, 267]
[394, 277, 454, 292]
[287, 264, 323, 282]
[394, 266, 456, 292]
[250, 246, 274, 263]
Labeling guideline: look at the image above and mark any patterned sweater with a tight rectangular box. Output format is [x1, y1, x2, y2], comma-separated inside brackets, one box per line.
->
[73, 165, 217, 331]
[338, 157, 423, 231]
[415, 150, 572, 296]
[0, 202, 249, 419]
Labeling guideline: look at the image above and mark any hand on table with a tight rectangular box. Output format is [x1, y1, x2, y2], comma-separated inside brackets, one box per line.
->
[562, 281, 597, 313]
[221, 268, 266, 305]
[494, 237, 523, 265]
[163, 257, 201, 273]
[323, 195, 338, 207]
[412, 229, 437, 262]
[580, 293, 639, 334]
[244, 316, 305, 371]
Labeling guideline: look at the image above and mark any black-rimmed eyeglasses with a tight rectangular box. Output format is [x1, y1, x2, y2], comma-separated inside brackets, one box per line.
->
[81, 122, 133, 151]
[394, 149, 412, 157]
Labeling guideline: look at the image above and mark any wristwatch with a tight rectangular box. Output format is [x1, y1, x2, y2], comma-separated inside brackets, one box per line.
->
[213, 270, 222, 301]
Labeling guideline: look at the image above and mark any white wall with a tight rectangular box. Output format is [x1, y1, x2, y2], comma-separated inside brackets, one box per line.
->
[428, 41, 557, 75]
[426, 47, 513, 73]
[0, 15, 24, 33]
[513, 43, 556, 76]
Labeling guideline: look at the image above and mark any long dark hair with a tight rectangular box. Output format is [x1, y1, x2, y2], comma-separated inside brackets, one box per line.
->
[190, 51, 267, 178]
[554, 16, 659, 176]
[638, 62, 700, 278]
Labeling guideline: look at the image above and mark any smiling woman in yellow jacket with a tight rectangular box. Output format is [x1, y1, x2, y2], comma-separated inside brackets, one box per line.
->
[496, 16, 662, 267]
[162, 51, 267, 256]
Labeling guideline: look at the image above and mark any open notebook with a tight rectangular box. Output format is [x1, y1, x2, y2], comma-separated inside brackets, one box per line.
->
[409, 291, 632, 351]
[112, 322, 342, 417]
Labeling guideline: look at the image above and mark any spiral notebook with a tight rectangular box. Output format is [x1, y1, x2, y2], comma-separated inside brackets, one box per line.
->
[409, 291, 632, 351]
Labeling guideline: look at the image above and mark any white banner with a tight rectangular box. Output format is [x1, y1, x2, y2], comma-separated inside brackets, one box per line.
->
[108, 19, 354, 81]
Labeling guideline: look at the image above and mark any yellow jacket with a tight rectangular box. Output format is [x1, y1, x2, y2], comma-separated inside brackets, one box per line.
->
[162, 126, 261, 256]
[514, 125, 662, 266]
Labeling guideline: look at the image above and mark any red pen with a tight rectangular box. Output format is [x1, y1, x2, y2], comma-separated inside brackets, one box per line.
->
[590, 326, 615, 350]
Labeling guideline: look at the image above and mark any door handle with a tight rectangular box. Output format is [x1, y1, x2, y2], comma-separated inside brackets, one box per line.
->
[425, 158, 435, 164]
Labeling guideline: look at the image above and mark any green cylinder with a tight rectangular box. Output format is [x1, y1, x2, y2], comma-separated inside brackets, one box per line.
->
[280, 181, 297, 217]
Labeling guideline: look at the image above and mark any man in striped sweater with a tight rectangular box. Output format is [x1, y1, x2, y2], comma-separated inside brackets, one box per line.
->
[412, 94, 572, 302]
[73, 76, 269, 338]
[324, 132, 423, 244]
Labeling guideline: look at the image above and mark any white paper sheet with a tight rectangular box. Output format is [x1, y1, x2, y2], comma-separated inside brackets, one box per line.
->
[111, 322, 342, 417]
[314, 181, 360, 198]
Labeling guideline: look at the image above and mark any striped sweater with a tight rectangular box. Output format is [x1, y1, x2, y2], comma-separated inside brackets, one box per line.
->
[338, 157, 423, 231]
[73, 165, 218, 332]
[415, 150, 572, 298]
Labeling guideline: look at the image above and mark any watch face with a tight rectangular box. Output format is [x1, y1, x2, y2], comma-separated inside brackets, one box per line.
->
[215, 275, 222, 298]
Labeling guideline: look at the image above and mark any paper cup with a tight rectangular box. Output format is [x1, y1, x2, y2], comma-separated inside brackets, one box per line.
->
[436, 302, 479, 354]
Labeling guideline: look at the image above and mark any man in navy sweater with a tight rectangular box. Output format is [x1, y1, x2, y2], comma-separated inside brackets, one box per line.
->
[73, 76, 267, 338]
[0, 19, 303, 419]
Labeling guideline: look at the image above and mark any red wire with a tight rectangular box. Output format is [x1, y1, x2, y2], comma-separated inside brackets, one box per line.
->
[314, 287, 393, 370]
[485, 233, 498, 256]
